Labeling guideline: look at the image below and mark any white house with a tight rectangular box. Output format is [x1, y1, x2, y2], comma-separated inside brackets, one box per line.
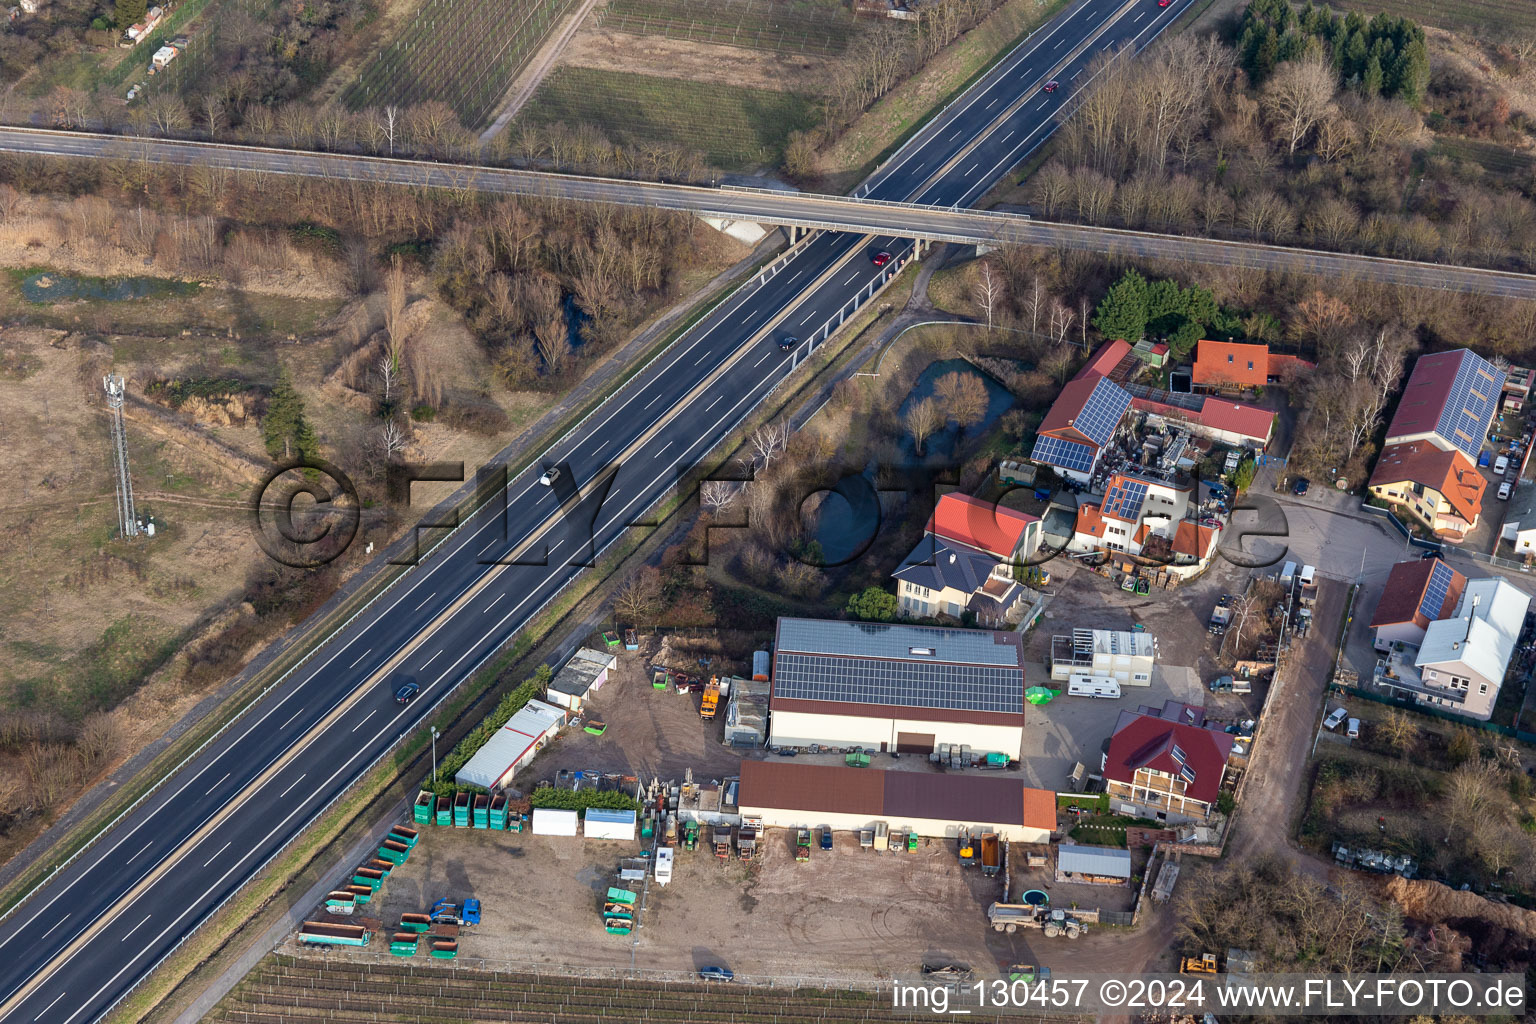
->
[1068, 472, 1193, 556]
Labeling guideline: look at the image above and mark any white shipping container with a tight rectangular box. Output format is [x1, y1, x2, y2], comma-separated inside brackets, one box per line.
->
[531, 808, 579, 836]
[583, 808, 637, 841]
[1067, 674, 1120, 699]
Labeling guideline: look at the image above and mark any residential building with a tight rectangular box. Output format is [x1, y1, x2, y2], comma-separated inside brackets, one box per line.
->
[454, 699, 565, 790]
[1049, 628, 1155, 687]
[1030, 373, 1133, 484]
[1503, 365, 1533, 414]
[1368, 441, 1485, 541]
[1500, 483, 1536, 556]
[1376, 577, 1530, 721]
[1191, 340, 1314, 391]
[894, 493, 1042, 627]
[767, 617, 1027, 757]
[737, 761, 1056, 843]
[1369, 557, 1465, 652]
[1384, 347, 1501, 460]
[1131, 393, 1275, 449]
[1102, 701, 1235, 823]
[925, 492, 1042, 562]
[1068, 471, 1193, 556]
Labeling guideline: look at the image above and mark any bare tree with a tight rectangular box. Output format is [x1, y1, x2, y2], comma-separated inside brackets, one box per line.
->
[377, 354, 399, 403]
[935, 371, 989, 438]
[379, 419, 407, 460]
[1379, 708, 1418, 757]
[383, 255, 409, 366]
[972, 260, 1004, 335]
[381, 105, 400, 155]
[699, 480, 740, 516]
[750, 421, 791, 469]
[1049, 301, 1077, 347]
[905, 397, 941, 455]
[613, 567, 662, 629]
[1262, 52, 1337, 156]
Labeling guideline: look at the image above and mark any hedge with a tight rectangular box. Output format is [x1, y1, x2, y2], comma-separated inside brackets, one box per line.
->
[529, 787, 641, 812]
[424, 663, 552, 798]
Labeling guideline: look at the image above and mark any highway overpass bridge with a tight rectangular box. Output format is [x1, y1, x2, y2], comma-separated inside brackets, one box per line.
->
[2, 125, 1534, 300]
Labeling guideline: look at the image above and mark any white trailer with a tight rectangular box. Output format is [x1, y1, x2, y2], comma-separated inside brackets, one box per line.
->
[1067, 674, 1120, 699]
[655, 847, 674, 886]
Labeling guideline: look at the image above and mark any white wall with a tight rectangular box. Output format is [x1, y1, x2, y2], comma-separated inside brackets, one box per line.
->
[737, 806, 1048, 844]
[768, 709, 1023, 758]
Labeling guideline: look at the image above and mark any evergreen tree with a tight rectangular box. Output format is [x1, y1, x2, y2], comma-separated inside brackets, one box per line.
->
[262, 368, 318, 462]
[1393, 38, 1429, 105]
[1092, 270, 1150, 342]
[1362, 55, 1384, 97]
[114, 0, 146, 27]
[846, 586, 898, 622]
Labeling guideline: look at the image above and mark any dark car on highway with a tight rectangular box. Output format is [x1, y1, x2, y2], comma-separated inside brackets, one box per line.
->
[395, 681, 420, 705]
[871, 250, 892, 268]
[779, 336, 797, 351]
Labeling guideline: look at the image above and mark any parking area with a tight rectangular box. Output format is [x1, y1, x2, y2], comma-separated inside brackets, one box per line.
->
[349, 822, 1015, 981]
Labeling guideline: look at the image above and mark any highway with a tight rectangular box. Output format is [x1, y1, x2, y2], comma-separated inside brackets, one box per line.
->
[0, 1, 1190, 1020]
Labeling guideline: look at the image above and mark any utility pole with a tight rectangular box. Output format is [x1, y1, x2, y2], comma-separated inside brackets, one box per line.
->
[103, 374, 139, 540]
[431, 727, 439, 784]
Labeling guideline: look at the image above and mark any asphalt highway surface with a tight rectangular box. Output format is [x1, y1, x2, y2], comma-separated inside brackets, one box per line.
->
[0, 1, 1193, 1020]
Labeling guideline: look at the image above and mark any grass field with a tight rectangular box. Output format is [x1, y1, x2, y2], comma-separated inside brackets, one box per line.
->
[341, 0, 578, 131]
[518, 66, 818, 169]
[1332, 0, 1536, 34]
[1433, 136, 1536, 182]
[599, 0, 857, 57]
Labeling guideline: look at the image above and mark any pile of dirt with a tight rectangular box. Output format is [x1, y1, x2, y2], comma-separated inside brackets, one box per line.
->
[1385, 876, 1536, 967]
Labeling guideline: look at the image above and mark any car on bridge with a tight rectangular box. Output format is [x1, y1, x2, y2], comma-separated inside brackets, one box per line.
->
[1042, 80, 1059, 93]
[395, 681, 420, 705]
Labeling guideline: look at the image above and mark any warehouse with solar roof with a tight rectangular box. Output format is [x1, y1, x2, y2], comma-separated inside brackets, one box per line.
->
[766, 617, 1027, 758]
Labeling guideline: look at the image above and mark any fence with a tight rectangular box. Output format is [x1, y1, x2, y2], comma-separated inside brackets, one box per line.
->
[1356, 501, 1442, 552]
[1333, 683, 1536, 744]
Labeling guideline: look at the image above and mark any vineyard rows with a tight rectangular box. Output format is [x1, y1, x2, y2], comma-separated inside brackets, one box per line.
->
[599, 0, 856, 57]
[1333, 0, 1536, 32]
[519, 67, 818, 169]
[207, 954, 1031, 1024]
[340, 0, 578, 130]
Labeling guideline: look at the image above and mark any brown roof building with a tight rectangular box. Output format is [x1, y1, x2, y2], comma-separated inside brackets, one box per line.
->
[1368, 442, 1486, 542]
[1369, 557, 1466, 652]
[737, 761, 1055, 842]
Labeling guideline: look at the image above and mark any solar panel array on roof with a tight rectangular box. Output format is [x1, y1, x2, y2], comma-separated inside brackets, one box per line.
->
[1031, 434, 1096, 474]
[1103, 478, 1148, 521]
[1075, 377, 1132, 447]
[1437, 352, 1500, 459]
[1419, 560, 1454, 622]
[772, 653, 1022, 712]
[777, 618, 1017, 666]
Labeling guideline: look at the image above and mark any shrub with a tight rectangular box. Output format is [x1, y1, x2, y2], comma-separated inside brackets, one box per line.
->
[411, 403, 436, 422]
[424, 662, 552, 798]
[529, 787, 640, 811]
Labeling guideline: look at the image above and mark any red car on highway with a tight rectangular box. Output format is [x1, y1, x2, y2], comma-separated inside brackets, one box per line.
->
[1042, 81, 1059, 93]
[871, 250, 892, 268]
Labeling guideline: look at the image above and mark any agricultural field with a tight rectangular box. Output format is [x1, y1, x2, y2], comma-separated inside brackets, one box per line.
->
[340, 0, 579, 131]
[1332, 0, 1536, 34]
[1432, 137, 1536, 184]
[598, 0, 858, 57]
[517, 66, 818, 169]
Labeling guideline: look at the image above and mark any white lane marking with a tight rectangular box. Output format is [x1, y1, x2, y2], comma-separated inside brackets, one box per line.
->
[484, 594, 504, 613]
[348, 649, 372, 669]
[33, 990, 66, 1020]
[1035, 100, 1049, 111]
[478, 540, 496, 555]
[351, 709, 377, 733]
[950, 130, 963, 141]
[696, 350, 711, 365]
[202, 842, 231, 868]
[1055, 35, 1068, 47]
[119, 915, 151, 942]
[422, 650, 442, 669]
[755, 351, 773, 367]
[966, 163, 978, 175]
[37, 915, 71, 943]
[1134, 9, 1145, 21]
[414, 592, 436, 611]
[204, 773, 229, 796]
[986, 98, 998, 109]
[1002, 131, 1015, 142]
[706, 395, 723, 412]
[800, 311, 817, 325]
[127, 842, 152, 864]
[646, 391, 665, 409]
[278, 773, 307, 798]
[789, 269, 803, 282]
[843, 273, 859, 285]
[280, 707, 305, 730]
[654, 441, 672, 459]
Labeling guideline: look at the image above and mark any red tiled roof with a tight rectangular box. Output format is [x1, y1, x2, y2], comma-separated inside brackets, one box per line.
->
[1130, 396, 1274, 443]
[1171, 521, 1217, 560]
[1369, 442, 1485, 524]
[1073, 340, 1132, 382]
[1105, 714, 1234, 805]
[1193, 341, 1269, 389]
[927, 493, 1038, 560]
[1075, 503, 1108, 539]
[1369, 557, 1466, 631]
[1037, 375, 1107, 443]
[1268, 353, 1316, 378]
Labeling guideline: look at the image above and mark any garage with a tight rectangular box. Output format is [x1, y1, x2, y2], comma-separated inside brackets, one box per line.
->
[895, 732, 936, 754]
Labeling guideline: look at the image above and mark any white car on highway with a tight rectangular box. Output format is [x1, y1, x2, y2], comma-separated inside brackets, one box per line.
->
[539, 467, 561, 486]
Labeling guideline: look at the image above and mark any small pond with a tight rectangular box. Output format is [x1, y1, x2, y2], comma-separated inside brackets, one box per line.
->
[892, 357, 1016, 462]
[17, 271, 201, 304]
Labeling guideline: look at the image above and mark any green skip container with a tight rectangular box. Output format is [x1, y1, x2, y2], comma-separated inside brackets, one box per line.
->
[413, 791, 433, 825]
[435, 796, 451, 827]
[472, 794, 489, 829]
[489, 794, 508, 831]
[390, 932, 419, 957]
[453, 792, 471, 827]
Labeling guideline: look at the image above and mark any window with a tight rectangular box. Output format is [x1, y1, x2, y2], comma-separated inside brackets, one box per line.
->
[1480, 683, 1489, 694]
[1227, 354, 1234, 363]
[1247, 361, 1254, 370]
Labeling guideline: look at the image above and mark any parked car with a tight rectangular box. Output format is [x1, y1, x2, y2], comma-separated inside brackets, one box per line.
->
[820, 826, 833, 851]
[870, 250, 892, 268]
[698, 966, 735, 982]
[1500, 480, 1513, 501]
[1346, 717, 1361, 740]
[1495, 455, 1510, 476]
[1324, 706, 1348, 731]
[394, 681, 420, 705]
[1292, 477, 1310, 496]
[538, 466, 561, 486]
